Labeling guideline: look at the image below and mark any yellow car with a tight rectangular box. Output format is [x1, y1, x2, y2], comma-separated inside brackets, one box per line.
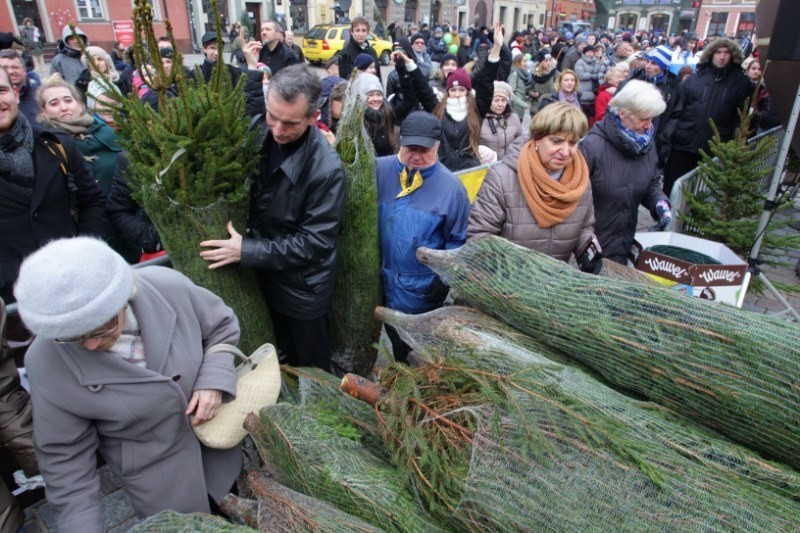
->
[302, 24, 393, 66]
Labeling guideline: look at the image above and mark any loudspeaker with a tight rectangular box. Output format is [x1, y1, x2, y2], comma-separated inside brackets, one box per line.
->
[766, 0, 800, 61]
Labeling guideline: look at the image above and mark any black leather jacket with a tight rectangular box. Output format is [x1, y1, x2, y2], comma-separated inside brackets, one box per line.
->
[241, 126, 346, 319]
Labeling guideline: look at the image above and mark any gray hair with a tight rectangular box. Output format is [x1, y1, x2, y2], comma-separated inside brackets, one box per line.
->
[609, 79, 666, 118]
[267, 64, 322, 118]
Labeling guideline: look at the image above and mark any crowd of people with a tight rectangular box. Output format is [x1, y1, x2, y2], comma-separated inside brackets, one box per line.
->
[0, 15, 780, 532]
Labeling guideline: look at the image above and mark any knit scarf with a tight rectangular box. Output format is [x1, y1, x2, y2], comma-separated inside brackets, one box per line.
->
[38, 113, 95, 136]
[517, 140, 589, 229]
[559, 90, 578, 104]
[610, 109, 654, 154]
[0, 113, 35, 197]
[446, 96, 468, 122]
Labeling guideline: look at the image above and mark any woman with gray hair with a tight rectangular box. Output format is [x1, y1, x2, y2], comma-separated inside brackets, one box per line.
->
[579, 79, 671, 264]
[14, 237, 242, 531]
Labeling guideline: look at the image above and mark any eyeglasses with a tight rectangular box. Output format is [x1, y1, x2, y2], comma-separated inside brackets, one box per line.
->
[54, 315, 119, 344]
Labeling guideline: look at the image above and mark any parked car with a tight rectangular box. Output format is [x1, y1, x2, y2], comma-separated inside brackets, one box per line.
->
[302, 24, 393, 65]
[559, 21, 592, 35]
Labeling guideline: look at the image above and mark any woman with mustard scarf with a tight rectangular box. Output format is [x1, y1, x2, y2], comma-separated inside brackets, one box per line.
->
[468, 101, 601, 272]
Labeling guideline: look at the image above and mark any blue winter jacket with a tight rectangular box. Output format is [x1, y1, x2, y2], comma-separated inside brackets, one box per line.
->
[377, 155, 471, 314]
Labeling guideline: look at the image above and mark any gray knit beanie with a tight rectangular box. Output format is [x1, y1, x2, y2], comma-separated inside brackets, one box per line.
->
[353, 73, 384, 99]
[14, 237, 133, 339]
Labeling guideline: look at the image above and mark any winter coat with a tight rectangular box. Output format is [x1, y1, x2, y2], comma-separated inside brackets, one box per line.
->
[339, 36, 381, 83]
[663, 38, 753, 155]
[241, 126, 346, 319]
[468, 135, 595, 262]
[530, 66, 558, 114]
[437, 55, 498, 172]
[561, 45, 582, 72]
[506, 66, 532, 119]
[480, 111, 523, 161]
[594, 83, 616, 122]
[17, 75, 40, 125]
[0, 127, 108, 303]
[579, 114, 667, 263]
[26, 267, 242, 533]
[364, 66, 423, 156]
[19, 24, 42, 54]
[195, 68, 265, 118]
[107, 155, 161, 254]
[376, 155, 470, 314]
[427, 36, 447, 63]
[50, 26, 88, 85]
[575, 56, 605, 103]
[257, 42, 298, 76]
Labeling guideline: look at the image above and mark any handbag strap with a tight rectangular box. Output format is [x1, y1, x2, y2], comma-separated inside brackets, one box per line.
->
[203, 343, 254, 369]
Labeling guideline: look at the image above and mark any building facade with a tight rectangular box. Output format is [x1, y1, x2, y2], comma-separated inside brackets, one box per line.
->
[603, 0, 701, 36]
[544, 0, 597, 31]
[2, 0, 193, 52]
[696, 0, 754, 39]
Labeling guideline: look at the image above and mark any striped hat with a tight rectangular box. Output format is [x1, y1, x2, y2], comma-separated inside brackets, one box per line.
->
[647, 45, 672, 72]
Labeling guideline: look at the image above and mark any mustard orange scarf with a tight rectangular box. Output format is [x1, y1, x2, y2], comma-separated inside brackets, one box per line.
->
[517, 140, 589, 229]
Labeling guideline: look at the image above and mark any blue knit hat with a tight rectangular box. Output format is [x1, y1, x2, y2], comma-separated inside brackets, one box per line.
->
[647, 45, 672, 72]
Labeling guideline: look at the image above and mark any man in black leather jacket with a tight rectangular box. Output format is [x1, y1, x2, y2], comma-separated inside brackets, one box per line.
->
[200, 61, 346, 373]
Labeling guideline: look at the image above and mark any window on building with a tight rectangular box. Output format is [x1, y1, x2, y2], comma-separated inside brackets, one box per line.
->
[131, 0, 161, 21]
[708, 12, 728, 36]
[737, 12, 755, 36]
[77, 0, 105, 20]
[499, 6, 507, 29]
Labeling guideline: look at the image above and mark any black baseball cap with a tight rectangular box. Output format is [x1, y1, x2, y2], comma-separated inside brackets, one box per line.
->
[400, 112, 442, 148]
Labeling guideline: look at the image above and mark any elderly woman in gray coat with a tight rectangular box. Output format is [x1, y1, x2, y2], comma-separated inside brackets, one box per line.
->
[579, 80, 671, 264]
[14, 237, 241, 533]
[468, 102, 602, 272]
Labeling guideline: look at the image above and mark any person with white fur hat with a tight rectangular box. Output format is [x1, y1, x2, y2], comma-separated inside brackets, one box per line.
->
[15, 237, 242, 531]
[480, 80, 523, 161]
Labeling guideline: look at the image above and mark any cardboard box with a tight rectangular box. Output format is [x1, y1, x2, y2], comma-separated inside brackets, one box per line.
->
[630, 232, 749, 307]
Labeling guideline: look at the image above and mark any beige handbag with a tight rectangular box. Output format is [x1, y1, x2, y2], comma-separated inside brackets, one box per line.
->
[193, 343, 281, 449]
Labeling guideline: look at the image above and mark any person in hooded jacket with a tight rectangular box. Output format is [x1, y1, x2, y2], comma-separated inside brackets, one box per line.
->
[529, 51, 558, 117]
[580, 80, 672, 264]
[506, 53, 532, 119]
[661, 38, 753, 196]
[50, 25, 88, 86]
[351, 52, 421, 157]
[479, 81, 523, 161]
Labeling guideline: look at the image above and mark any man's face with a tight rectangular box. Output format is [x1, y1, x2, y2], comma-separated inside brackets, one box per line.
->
[351, 24, 369, 45]
[0, 69, 20, 136]
[712, 47, 732, 69]
[261, 23, 277, 45]
[266, 91, 316, 144]
[65, 35, 79, 49]
[412, 37, 426, 53]
[617, 43, 633, 58]
[400, 143, 438, 169]
[161, 57, 173, 76]
[204, 42, 218, 62]
[645, 59, 663, 78]
[0, 57, 26, 87]
[285, 30, 294, 45]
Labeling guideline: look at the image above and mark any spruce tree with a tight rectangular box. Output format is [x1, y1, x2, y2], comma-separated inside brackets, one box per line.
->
[679, 105, 800, 276]
[94, 0, 273, 352]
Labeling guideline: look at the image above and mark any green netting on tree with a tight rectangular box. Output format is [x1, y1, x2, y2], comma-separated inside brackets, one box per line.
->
[415, 236, 800, 471]
[330, 84, 382, 376]
[371, 306, 800, 531]
[221, 471, 384, 532]
[141, 191, 273, 354]
[243, 404, 447, 532]
[128, 510, 255, 532]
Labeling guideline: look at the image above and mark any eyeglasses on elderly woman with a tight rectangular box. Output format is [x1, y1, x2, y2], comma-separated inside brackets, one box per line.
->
[54, 314, 119, 344]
